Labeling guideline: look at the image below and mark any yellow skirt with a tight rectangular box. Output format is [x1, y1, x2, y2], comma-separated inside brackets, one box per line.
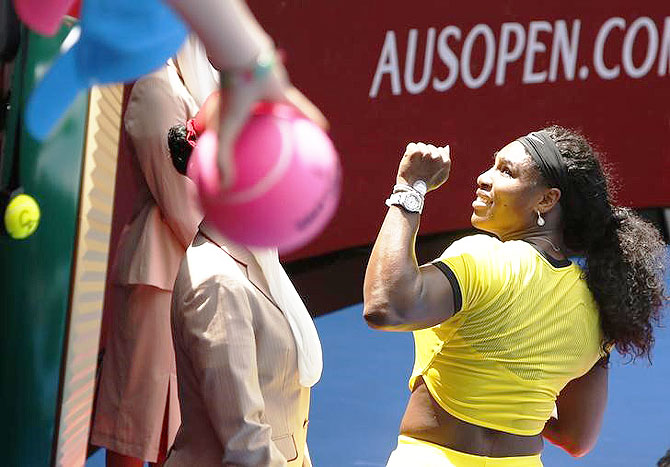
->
[386, 435, 543, 467]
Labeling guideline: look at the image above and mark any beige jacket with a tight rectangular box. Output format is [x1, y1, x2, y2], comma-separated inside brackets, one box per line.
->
[113, 60, 202, 291]
[167, 224, 311, 466]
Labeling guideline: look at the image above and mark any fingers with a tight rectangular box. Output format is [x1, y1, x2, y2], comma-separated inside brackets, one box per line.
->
[195, 90, 223, 132]
[198, 85, 237, 190]
[438, 145, 451, 163]
[282, 86, 329, 131]
[404, 142, 450, 161]
[216, 118, 238, 190]
[398, 142, 451, 192]
[208, 65, 329, 191]
[261, 64, 329, 130]
[214, 77, 259, 189]
[217, 91, 254, 189]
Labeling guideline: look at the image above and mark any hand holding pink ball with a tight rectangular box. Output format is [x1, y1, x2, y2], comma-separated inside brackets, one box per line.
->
[187, 102, 341, 253]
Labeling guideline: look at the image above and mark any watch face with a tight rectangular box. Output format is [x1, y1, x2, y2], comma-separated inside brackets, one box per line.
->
[404, 193, 421, 212]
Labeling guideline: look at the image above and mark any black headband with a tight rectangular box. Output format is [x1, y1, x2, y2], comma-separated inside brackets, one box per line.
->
[517, 130, 568, 193]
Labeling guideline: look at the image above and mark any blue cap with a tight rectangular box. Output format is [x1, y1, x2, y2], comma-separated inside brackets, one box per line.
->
[26, 0, 188, 140]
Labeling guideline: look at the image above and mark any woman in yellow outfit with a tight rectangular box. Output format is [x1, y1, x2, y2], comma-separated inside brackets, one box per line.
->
[363, 126, 666, 466]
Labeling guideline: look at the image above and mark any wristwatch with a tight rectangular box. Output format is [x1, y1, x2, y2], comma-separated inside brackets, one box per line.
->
[385, 190, 424, 213]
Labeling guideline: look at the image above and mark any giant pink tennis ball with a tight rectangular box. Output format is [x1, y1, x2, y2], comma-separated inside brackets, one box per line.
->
[188, 103, 341, 253]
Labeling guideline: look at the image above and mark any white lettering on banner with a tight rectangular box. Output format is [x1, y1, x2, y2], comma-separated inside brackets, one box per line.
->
[461, 24, 496, 88]
[405, 28, 437, 94]
[369, 16, 670, 98]
[659, 17, 670, 76]
[369, 31, 402, 97]
[622, 17, 658, 78]
[433, 26, 461, 91]
[496, 23, 525, 86]
[549, 20, 581, 81]
[593, 17, 625, 79]
[523, 21, 552, 84]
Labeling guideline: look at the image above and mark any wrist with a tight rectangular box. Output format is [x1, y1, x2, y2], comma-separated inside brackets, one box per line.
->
[220, 44, 278, 88]
[396, 176, 412, 186]
[396, 177, 428, 193]
[220, 0, 274, 68]
[386, 182, 425, 214]
[394, 180, 427, 196]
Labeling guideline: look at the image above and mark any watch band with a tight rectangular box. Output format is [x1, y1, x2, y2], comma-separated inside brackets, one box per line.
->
[387, 180, 427, 213]
[393, 180, 428, 196]
[385, 190, 424, 214]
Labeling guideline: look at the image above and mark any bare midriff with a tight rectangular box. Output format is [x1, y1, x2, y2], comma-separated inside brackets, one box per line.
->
[399, 377, 544, 457]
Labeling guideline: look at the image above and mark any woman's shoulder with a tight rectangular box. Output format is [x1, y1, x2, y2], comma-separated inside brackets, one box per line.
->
[438, 235, 541, 274]
[182, 236, 249, 291]
[128, 65, 173, 101]
[125, 61, 194, 123]
[441, 233, 502, 257]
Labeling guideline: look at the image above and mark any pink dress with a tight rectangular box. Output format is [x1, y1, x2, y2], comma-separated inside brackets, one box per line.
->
[90, 60, 202, 462]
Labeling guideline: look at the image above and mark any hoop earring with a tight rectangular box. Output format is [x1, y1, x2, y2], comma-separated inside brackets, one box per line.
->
[536, 211, 545, 227]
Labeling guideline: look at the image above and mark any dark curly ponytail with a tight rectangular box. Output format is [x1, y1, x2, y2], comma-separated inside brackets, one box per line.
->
[541, 125, 666, 360]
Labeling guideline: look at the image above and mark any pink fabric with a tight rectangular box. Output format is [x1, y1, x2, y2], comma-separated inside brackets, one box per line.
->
[192, 89, 219, 135]
[91, 285, 181, 461]
[113, 60, 202, 291]
[185, 118, 198, 148]
[91, 61, 202, 460]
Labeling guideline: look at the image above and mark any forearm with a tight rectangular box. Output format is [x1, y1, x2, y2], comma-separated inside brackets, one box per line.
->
[363, 205, 423, 329]
[542, 417, 591, 457]
[166, 0, 273, 70]
[541, 361, 608, 458]
[364, 142, 452, 330]
[541, 418, 565, 449]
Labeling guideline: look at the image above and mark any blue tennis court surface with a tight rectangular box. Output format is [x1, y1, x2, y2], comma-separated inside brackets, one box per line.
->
[307, 302, 670, 466]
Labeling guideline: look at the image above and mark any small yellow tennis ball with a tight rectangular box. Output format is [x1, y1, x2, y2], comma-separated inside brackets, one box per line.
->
[4, 193, 40, 239]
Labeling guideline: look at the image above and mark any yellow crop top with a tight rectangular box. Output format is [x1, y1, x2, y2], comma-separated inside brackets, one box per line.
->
[410, 234, 606, 436]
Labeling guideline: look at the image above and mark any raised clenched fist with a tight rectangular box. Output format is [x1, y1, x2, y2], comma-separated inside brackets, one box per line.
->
[396, 142, 451, 193]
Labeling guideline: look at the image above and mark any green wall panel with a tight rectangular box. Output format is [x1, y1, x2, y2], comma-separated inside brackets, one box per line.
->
[0, 24, 88, 466]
